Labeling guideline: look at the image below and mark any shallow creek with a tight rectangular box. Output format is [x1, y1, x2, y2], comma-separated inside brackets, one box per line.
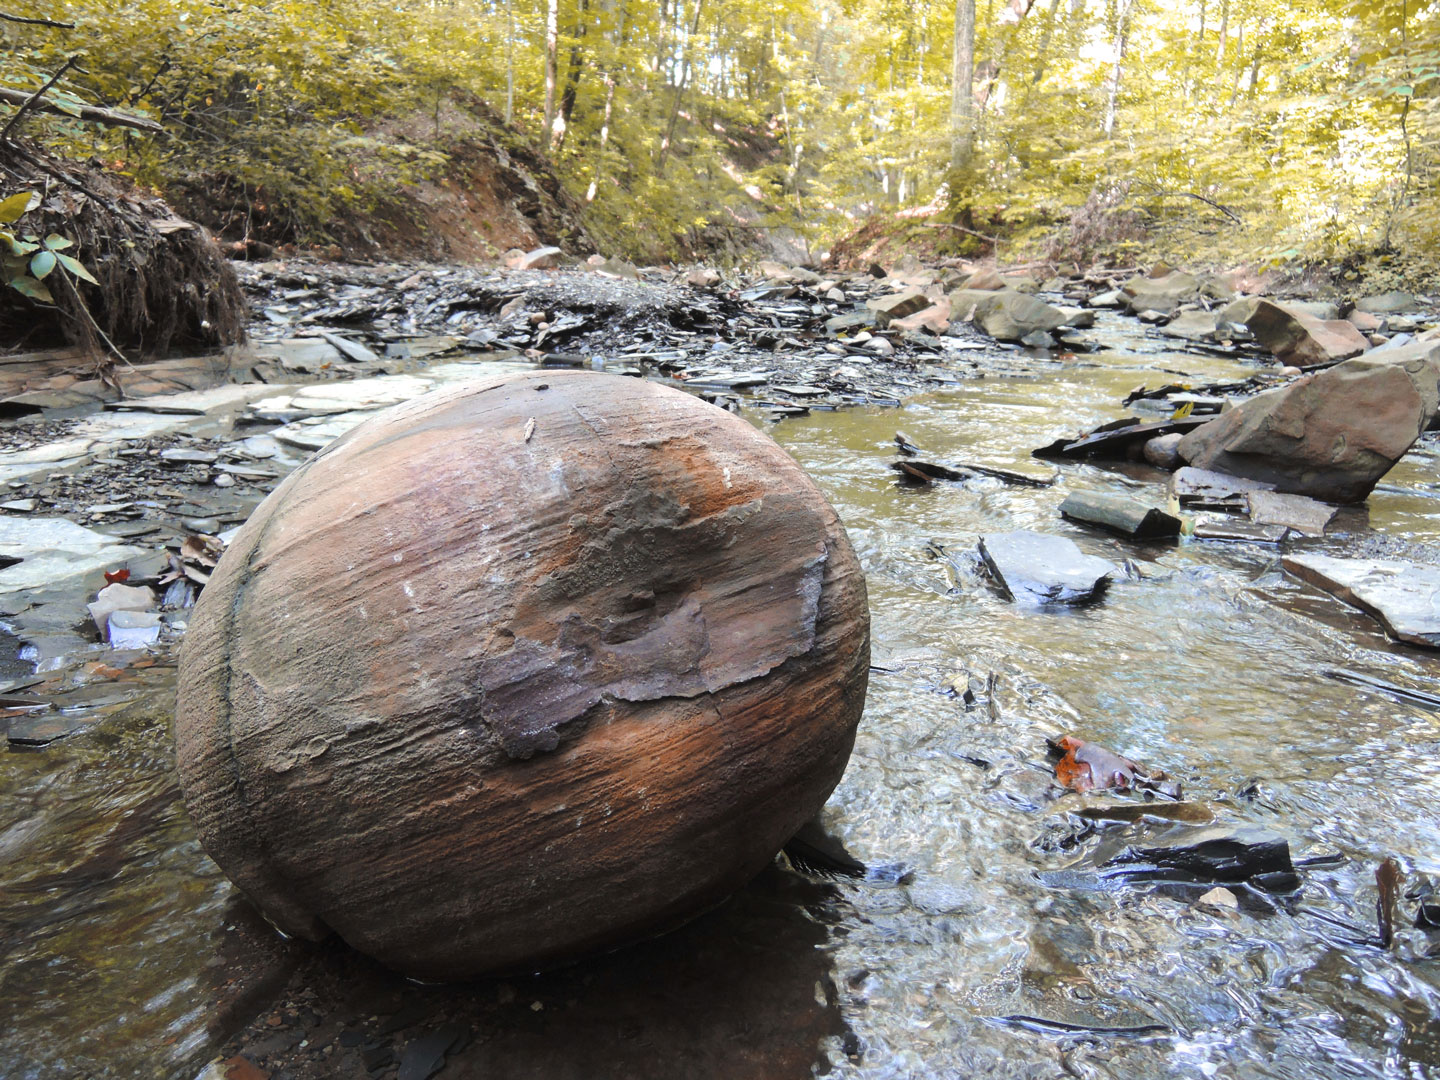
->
[2, 320, 1438, 1079]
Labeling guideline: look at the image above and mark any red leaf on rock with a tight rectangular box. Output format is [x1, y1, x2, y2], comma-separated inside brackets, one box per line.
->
[104, 568, 130, 584]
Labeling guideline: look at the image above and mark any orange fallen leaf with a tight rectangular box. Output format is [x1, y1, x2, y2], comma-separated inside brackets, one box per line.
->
[104, 568, 130, 584]
[1051, 734, 1178, 797]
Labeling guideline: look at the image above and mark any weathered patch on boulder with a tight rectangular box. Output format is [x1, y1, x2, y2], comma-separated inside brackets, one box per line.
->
[1176, 346, 1440, 502]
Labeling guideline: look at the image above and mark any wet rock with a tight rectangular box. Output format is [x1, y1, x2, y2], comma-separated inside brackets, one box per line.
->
[1220, 297, 1369, 367]
[1020, 330, 1056, 349]
[1088, 289, 1125, 308]
[7, 712, 91, 746]
[1355, 291, 1417, 314]
[1283, 553, 1440, 647]
[160, 448, 219, 465]
[759, 261, 820, 285]
[1158, 310, 1220, 342]
[397, 1025, 467, 1080]
[510, 246, 564, 271]
[1192, 516, 1290, 543]
[1143, 433, 1184, 469]
[1055, 307, 1095, 329]
[1101, 826, 1300, 892]
[1176, 348, 1440, 502]
[1347, 310, 1385, 334]
[1244, 490, 1336, 537]
[175, 371, 870, 980]
[978, 531, 1118, 605]
[825, 311, 875, 336]
[1034, 417, 1210, 461]
[88, 583, 157, 639]
[961, 268, 1005, 291]
[319, 331, 381, 365]
[0, 518, 144, 593]
[592, 256, 640, 280]
[890, 304, 950, 335]
[1195, 886, 1240, 912]
[1169, 466, 1275, 507]
[1059, 491, 1181, 540]
[953, 290, 1068, 342]
[108, 609, 162, 648]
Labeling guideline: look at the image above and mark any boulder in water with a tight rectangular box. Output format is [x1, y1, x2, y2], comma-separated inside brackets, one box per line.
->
[175, 371, 870, 980]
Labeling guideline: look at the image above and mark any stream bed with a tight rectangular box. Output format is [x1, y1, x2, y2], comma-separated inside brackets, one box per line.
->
[1, 313, 1438, 1080]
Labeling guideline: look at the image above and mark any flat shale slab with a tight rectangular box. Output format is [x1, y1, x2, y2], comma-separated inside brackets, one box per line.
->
[1282, 553, 1440, 647]
[978, 531, 1118, 605]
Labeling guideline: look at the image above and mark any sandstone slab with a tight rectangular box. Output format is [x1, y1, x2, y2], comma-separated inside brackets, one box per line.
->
[1176, 347, 1440, 502]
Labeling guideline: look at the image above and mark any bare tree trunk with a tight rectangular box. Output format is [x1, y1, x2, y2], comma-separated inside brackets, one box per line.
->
[543, 0, 559, 148]
[656, 0, 707, 174]
[949, 0, 976, 173]
[1102, 0, 1135, 137]
[505, 0, 515, 124]
[1216, 0, 1229, 64]
[555, 0, 590, 148]
[587, 1, 627, 202]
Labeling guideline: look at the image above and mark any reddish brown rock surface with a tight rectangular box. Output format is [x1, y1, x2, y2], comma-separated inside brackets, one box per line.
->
[1177, 346, 1440, 502]
[175, 371, 869, 981]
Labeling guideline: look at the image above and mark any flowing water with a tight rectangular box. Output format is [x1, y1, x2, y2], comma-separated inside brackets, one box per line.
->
[2, 318, 1439, 1079]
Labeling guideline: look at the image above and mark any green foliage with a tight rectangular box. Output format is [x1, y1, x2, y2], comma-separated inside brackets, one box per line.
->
[0, 191, 94, 303]
[1, 0, 1436, 272]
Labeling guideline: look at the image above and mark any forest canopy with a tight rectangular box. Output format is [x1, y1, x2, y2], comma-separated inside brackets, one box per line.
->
[1, 0, 1435, 271]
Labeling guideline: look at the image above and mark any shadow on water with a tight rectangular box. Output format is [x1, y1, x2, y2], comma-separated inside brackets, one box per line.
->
[220, 866, 851, 1080]
[0, 683, 851, 1080]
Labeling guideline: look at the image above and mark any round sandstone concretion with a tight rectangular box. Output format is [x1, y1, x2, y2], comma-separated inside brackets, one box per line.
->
[175, 370, 869, 980]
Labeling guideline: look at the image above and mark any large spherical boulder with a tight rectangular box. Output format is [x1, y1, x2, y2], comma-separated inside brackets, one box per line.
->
[175, 370, 869, 980]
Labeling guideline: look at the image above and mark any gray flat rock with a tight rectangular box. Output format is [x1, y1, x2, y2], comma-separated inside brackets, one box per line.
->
[1059, 491, 1181, 540]
[7, 713, 91, 746]
[1193, 516, 1290, 543]
[1283, 553, 1440, 647]
[1170, 466, 1276, 506]
[1245, 491, 1337, 537]
[319, 331, 380, 364]
[978, 531, 1119, 605]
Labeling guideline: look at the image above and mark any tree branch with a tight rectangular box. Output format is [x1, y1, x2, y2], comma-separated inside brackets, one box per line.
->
[1, 56, 81, 142]
[0, 86, 163, 135]
[0, 11, 74, 27]
[1136, 184, 1243, 225]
